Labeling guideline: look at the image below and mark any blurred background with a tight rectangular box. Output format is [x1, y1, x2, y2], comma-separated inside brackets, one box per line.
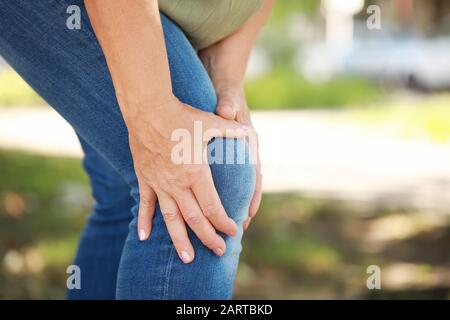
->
[1, 0, 449, 299]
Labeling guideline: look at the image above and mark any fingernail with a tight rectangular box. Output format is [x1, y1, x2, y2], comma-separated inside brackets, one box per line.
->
[228, 221, 238, 236]
[139, 229, 146, 241]
[241, 124, 251, 131]
[244, 218, 251, 231]
[180, 251, 192, 264]
[214, 248, 224, 256]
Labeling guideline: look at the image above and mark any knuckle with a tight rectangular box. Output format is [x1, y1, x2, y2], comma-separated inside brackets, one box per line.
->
[165, 176, 187, 189]
[185, 171, 196, 181]
[140, 197, 155, 207]
[205, 112, 217, 124]
[190, 168, 210, 185]
[167, 186, 186, 198]
[204, 237, 221, 250]
[162, 210, 179, 222]
[186, 166, 202, 179]
[207, 119, 221, 133]
[171, 234, 187, 245]
[201, 202, 220, 218]
[184, 213, 201, 225]
[201, 238, 216, 249]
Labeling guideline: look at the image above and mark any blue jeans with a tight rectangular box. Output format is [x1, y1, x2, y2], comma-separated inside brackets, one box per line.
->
[0, 0, 255, 299]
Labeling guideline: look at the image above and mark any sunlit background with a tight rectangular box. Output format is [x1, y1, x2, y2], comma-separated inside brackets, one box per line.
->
[1, 0, 449, 299]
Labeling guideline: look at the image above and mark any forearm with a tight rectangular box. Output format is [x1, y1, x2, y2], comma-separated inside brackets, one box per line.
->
[199, 0, 275, 85]
[84, 0, 174, 121]
[84, 0, 255, 260]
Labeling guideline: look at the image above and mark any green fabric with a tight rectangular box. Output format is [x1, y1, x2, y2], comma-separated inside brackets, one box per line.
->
[159, 0, 263, 49]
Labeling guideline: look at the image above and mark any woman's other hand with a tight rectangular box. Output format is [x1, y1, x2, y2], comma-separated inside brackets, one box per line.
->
[128, 96, 249, 263]
[213, 82, 262, 231]
[197, 0, 274, 230]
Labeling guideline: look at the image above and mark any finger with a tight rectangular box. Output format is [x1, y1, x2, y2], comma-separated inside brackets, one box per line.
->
[243, 217, 252, 231]
[191, 169, 238, 237]
[216, 101, 237, 120]
[137, 183, 157, 241]
[203, 113, 251, 140]
[249, 160, 263, 218]
[175, 189, 226, 256]
[157, 190, 195, 264]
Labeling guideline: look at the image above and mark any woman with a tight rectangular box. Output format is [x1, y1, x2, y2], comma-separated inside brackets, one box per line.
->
[0, 0, 273, 299]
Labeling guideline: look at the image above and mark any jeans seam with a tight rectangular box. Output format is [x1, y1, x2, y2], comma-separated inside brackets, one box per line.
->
[162, 245, 175, 299]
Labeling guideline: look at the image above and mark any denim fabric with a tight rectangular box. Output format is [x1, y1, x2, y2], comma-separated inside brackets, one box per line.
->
[0, 0, 255, 299]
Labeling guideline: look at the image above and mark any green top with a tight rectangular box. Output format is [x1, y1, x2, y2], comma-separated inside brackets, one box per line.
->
[159, 0, 264, 49]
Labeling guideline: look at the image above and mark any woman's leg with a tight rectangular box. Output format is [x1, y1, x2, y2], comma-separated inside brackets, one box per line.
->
[115, 14, 256, 299]
[0, 0, 138, 298]
[116, 138, 255, 299]
[0, 0, 255, 299]
[68, 136, 134, 299]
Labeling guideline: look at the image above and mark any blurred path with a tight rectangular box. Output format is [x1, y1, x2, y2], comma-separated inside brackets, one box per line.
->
[1, 106, 449, 210]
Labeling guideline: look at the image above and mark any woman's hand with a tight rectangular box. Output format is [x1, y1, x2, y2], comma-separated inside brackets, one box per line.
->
[196, 0, 274, 230]
[85, 1, 253, 263]
[200, 45, 262, 230]
[85, 0, 270, 264]
[127, 96, 249, 263]
[214, 82, 262, 231]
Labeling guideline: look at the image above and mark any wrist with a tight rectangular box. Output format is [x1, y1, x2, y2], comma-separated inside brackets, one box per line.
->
[212, 78, 245, 97]
[199, 49, 245, 86]
[117, 91, 178, 124]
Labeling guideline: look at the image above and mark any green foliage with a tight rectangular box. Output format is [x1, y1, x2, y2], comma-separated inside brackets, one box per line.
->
[245, 70, 383, 109]
[269, 0, 320, 23]
[0, 69, 45, 106]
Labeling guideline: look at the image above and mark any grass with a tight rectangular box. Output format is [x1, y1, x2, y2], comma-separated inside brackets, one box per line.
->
[0, 150, 88, 299]
[0, 150, 449, 299]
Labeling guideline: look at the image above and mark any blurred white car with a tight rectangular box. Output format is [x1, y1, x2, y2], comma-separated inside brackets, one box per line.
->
[298, 26, 450, 90]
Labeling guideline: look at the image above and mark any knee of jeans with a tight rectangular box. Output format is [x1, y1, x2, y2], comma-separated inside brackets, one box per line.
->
[175, 79, 218, 114]
[207, 138, 256, 226]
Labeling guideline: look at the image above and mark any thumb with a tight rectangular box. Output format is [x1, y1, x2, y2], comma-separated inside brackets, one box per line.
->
[203, 113, 251, 140]
[216, 101, 237, 120]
